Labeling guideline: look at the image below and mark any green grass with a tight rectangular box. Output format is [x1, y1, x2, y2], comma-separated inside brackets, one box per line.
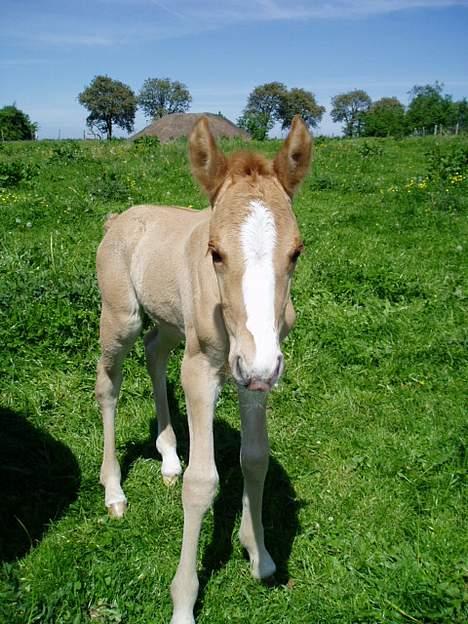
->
[0, 135, 467, 624]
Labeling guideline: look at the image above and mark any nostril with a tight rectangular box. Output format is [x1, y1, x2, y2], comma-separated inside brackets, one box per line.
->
[274, 354, 283, 379]
[236, 356, 248, 384]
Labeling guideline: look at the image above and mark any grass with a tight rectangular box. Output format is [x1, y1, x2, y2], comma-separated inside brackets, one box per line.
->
[0, 134, 467, 624]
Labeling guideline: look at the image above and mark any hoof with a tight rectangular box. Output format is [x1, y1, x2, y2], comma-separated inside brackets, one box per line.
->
[244, 547, 276, 580]
[170, 613, 195, 624]
[107, 500, 127, 518]
[163, 473, 179, 487]
[252, 557, 276, 580]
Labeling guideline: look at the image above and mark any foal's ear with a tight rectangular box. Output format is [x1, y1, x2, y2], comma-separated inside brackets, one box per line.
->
[189, 117, 228, 204]
[273, 116, 312, 198]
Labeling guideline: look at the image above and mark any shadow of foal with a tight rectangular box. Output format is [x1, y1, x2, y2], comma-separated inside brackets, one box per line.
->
[0, 407, 81, 562]
[121, 382, 301, 613]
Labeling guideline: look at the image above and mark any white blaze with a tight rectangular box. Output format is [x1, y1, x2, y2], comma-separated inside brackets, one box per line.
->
[240, 200, 278, 375]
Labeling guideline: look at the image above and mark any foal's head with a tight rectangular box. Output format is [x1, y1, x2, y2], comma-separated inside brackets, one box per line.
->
[190, 116, 312, 392]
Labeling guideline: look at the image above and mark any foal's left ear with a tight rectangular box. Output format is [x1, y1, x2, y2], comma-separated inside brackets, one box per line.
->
[273, 116, 313, 198]
[189, 117, 228, 204]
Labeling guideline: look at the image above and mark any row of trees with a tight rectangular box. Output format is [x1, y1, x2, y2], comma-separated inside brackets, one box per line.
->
[331, 83, 467, 138]
[78, 75, 192, 139]
[3, 77, 466, 141]
[77, 76, 465, 142]
[239, 81, 467, 139]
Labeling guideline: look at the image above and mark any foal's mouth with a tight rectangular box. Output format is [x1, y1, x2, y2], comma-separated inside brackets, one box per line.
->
[245, 379, 272, 392]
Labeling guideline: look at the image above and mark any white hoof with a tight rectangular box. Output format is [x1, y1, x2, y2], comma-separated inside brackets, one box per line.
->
[250, 550, 276, 580]
[170, 614, 195, 624]
[107, 500, 127, 519]
[161, 451, 182, 487]
[163, 473, 180, 487]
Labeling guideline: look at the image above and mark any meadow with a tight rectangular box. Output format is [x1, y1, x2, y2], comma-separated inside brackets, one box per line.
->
[0, 132, 466, 624]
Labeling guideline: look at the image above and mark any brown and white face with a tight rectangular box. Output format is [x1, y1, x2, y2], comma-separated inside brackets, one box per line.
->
[189, 116, 312, 392]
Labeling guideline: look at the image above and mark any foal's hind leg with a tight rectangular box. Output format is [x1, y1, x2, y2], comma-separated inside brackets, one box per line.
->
[96, 302, 142, 518]
[144, 324, 182, 485]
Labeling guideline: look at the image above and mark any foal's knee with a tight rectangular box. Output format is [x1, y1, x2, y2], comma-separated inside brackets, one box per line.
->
[182, 467, 219, 513]
[95, 359, 121, 404]
[241, 446, 269, 481]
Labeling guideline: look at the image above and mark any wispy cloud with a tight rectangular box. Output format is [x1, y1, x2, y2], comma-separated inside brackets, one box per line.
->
[4, 0, 467, 49]
[253, 0, 468, 20]
[0, 58, 61, 66]
[101, 0, 468, 21]
[36, 34, 115, 47]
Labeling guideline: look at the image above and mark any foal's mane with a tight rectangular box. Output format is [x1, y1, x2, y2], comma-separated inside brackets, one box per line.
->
[226, 151, 273, 179]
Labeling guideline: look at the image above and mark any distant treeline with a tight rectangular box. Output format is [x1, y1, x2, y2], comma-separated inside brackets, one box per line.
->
[237, 81, 467, 139]
[1, 77, 466, 141]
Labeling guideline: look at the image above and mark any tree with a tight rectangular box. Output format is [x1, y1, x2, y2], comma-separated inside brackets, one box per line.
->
[406, 82, 455, 134]
[138, 78, 192, 120]
[0, 105, 37, 140]
[331, 89, 372, 137]
[78, 75, 136, 139]
[454, 98, 468, 133]
[361, 97, 407, 137]
[278, 88, 325, 130]
[238, 82, 288, 140]
[237, 111, 274, 141]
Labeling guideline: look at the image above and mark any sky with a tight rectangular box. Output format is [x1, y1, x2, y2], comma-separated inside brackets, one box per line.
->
[1, 0, 467, 138]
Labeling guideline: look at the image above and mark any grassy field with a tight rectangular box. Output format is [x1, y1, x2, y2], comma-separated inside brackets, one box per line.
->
[0, 133, 466, 624]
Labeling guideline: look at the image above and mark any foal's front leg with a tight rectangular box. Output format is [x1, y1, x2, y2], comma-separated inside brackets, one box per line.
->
[238, 388, 276, 579]
[170, 352, 221, 624]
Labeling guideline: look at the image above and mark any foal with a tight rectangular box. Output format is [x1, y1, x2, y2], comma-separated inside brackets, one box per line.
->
[96, 116, 312, 624]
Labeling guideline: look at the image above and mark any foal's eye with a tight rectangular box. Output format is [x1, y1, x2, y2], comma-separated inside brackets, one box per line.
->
[290, 245, 304, 264]
[211, 249, 223, 264]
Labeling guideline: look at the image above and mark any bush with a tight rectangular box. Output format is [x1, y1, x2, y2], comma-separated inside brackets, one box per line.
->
[49, 141, 85, 163]
[0, 161, 36, 188]
[133, 135, 160, 150]
[357, 140, 384, 159]
[89, 169, 132, 202]
[426, 143, 468, 182]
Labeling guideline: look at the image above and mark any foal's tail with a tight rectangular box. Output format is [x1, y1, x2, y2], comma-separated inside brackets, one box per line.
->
[103, 213, 119, 233]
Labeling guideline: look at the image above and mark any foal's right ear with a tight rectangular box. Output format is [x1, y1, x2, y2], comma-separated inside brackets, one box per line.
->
[189, 118, 228, 204]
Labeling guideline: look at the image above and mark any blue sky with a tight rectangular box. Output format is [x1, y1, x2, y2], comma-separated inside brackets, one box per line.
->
[2, 0, 467, 138]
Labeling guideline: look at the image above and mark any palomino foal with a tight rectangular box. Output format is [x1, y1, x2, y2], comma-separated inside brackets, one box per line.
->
[95, 116, 312, 624]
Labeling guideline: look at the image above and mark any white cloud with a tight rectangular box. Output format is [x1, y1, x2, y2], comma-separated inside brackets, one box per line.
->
[36, 34, 115, 47]
[102, 0, 468, 21]
[5, 0, 467, 49]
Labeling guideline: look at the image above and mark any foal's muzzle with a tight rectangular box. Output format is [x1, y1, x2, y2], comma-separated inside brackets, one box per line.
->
[234, 353, 284, 392]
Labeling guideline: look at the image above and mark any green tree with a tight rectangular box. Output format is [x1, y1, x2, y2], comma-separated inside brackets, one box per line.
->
[138, 78, 192, 120]
[0, 105, 37, 140]
[78, 75, 136, 139]
[454, 98, 468, 133]
[237, 111, 273, 141]
[278, 88, 325, 130]
[331, 89, 372, 137]
[361, 97, 407, 137]
[238, 82, 288, 140]
[406, 82, 455, 134]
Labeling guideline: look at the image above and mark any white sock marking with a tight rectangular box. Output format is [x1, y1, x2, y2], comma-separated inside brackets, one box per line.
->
[240, 200, 278, 375]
